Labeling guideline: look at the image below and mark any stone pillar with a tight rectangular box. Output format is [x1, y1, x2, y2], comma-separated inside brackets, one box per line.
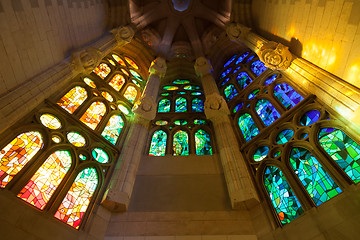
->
[195, 57, 259, 209]
[226, 22, 360, 131]
[102, 57, 167, 212]
[0, 25, 135, 134]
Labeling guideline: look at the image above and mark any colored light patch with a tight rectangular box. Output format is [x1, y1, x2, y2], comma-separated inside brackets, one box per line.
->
[192, 98, 204, 112]
[40, 114, 62, 129]
[191, 92, 202, 96]
[256, 99, 281, 126]
[224, 54, 237, 67]
[101, 91, 114, 102]
[237, 72, 252, 90]
[112, 54, 126, 66]
[276, 129, 294, 144]
[173, 130, 189, 156]
[251, 60, 267, 76]
[108, 59, 116, 66]
[173, 79, 190, 84]
[274, 83, 303, 110]
[264, 74, 278, 85]
[163, 86, 179, 91]
[194, 119, 206, 125]
[0, 132, 43, 188]
[109, 74, 125, 91]
[238, 113, 259, 141]
[224, 84, 238, 101]
[18, 150, 72, 210]
[80, 102, 107, 130]
[233, 103, 243, 113]
[183, 85, 200, 90]
[67, 132, 86, 147]
[93, 63, 111, 79]
[52, 135, 61, 143]
[248, 89, 259, 99]
[92, 148, 109, 163]
[101, 115, 124, 144]
[236, 51, 250, 64]
[129, 70, 142, 81]
[155, 120, 168, 126]
[175, 97, 187, 112]
[300, 110, 320, 126]
[118, 104, 130, 115]
[220, 68, 232, 79]
[158, 99, 170, 112]
[57, 86, 87, 114]
[124, 86, 138, 103]
[174, 120, 187, 125]
[83, 77, 96, 88]
[253, 146, 269, 162]
[195, 129, 212, 155]
[290, 147, 342, 206]
[125, 57, 139, 69]
[149, 130, 167, 156]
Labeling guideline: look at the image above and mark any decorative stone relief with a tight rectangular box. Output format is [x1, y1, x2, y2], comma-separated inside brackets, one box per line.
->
[132, 95, 157, 121]
[111, 25, 135, 46]
[257, 41, 293, 70]
[204, 93, 230, 120]
[194, 57, 213, 76]
[149, 57, 167, 78]
[70, 47, 102, 74]
[226, 22, 251, 42]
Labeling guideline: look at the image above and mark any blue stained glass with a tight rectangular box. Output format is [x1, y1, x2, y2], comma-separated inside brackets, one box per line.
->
[149, 130, 167, 156]
[158, 99, 170, 112]
[254, 146, 269, 162]
[237, 72, 252, 89]
[224, 55, 237, 67]
[251, 60, 267, 76]
[238, 113, 260, 141]
[224, 85, 238, 101]
[195, 129, 213, 155]
[274, 83, 303, 110]
[173, 130, 189, 156]
[265, 74, 278, 85]
[248, 89, 260, 99]
[233, 102, 243, 113]
[245, 55, 255, 63]
[300, 110, 320, 126]
[220, 68, 232, 79]
[232, 66, 241, 74]
[256, 99, 281, 126]
[175, 97, 187, 112]
[290, 147, 342, 206]
[192, 98, 204, 112]
[276, 129, 294, 144]
[264, 166, 303, 226]
[220, 77, 230, 86]
[236, 51, 250, 64]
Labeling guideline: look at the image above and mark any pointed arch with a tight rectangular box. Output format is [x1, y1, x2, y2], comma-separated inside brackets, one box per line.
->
[274, 83, 303, 110]
[57, 86, 87, 114]
[173, 130, 189, 156]
[238, 113, 259, 141]
[101, 115, 124, 144]
[195, 129, 212, 155]
[149, 130, 167, 156]
[80, 101, 107, 130]
[123, 86, 138, 103]
[255, 99, 281, 126]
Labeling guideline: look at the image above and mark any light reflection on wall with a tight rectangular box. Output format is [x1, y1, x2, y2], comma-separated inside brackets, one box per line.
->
[302, 41, 337, 70]
[345, 62, 360, 87]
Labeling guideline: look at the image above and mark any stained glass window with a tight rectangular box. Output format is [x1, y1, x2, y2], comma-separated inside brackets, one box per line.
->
[101, 91, 114, 102]
[192, 98, 204, 112]
[149, 130, 167, 156]
[163, 86, 178, 91]
[161, 93, 170, 96]
[55, 167, 98, 229]
[319, 128, 360, 183]
[254, 146, 269, 162]
[264, 74, 278, 85]
[92, 148, 109, 163]
[67, 132, 86, 147]
[155, 120, 168, 126]
[236, 51, 250, 64]
[0, 132, 43, 188]
[112, 54, 126, 66]
[220, 68, 232, 79]
[233, 103, 243, 113]
[80, 102, 106, 130]
[224, 84, 238, 101]
[184, 85, 200, 90]
[238, 113, 259, 141]
[289, 147, 342, 206]
[194, 119, 206, 125]
[191, 92, 202, 96]
[173, 130, 189, 156]
[40, 114, 62, 129]
[300, 110, 320, 126]
[264, 166, 303, 225]
[57, 86, 87, 114]
[130, 70, 142, 81]
[125, 57, 139, 69]
[118, 104, 130, 115]
[121, 69, 130, 76]
[18, 150, 72, 210]
[175, 97, 187, 112]
[274, 83, 303, 110]
[173, 79, 190, 84]
[123, 86, 138, 103]
[255, 99, 281, 126]
[251, 60, 267, 76]
[101, 115, 124, 144]
[237, 72, 252, 89]
[245, 55, 255, 63]
[220, 77, 230, 86]
[276, 129, 294, 144]
[109, 74, 125, 91]
[224, 55, 237, 67]
[93, 63, 111, 79]
[174, 120, 187, 125]
[158, 99, 170, 112]
[195, 130, 212, 155]
[83, 77, 96, 88]
[248, 89, 260, 99]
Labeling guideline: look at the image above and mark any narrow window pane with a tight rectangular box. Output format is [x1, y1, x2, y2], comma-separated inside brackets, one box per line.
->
[173, 130, 189, 156]
[93, 63, 111, 79]
[149, 130, 167, 156]
[158, 99, 170, 112]
[57, 86, 87, 114]
[255, 99, 281, 126]
[192, 98, 204, 112]
[224, 84, 238, 101]
[238, 113, 259, 141]
[251, 60, 267, 76]
[274, 83, 303, 110]
[108, 74, 125, 91]
[195, 130, 212, 155]
[175, 97, 187, 112]
[101, 115, 124, 144]
[236, 72, 252, 89]
[80, 102, 107, 130]
[124, 86, 137, 103]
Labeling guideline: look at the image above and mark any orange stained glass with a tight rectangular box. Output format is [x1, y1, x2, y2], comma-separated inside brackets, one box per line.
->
[124, 57, 139, 69]
[101, 91, 114, 102]
[0, 132, 43, 188]
[109, 74, 125, 91]
[93, 63, 111, 79]
[18, 150, 72, 210]
[124, 86, 137, 103]
[54, 167, 98, 229]
[80, 102, 107, 130]
[57, 86, 87, 114]
[83, 77, 96, 88]
[40, 114, 62, 129]
[112, 54, 126, 66]
[121, 69, 130, 76]
[108, 59, 116, 66]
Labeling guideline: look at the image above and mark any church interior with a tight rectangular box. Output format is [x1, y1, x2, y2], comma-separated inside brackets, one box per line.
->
[1, 0, 360, 239]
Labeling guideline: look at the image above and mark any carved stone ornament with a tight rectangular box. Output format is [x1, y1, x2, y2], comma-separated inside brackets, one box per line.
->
[132, 95, 157, 121]
[111, 25, 135, 46]
[257, 41, 293, 70]
[149, 57, 167, 78]
[194, 57, 213, 76]
[70, 47, 102, 74]
[226, 22, 251, 42]
[204, 93, 230, 120]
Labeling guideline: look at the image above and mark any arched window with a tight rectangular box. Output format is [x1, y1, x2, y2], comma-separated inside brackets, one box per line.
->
[108, 74, 126, 91]
[158, 99, 170, 112]
[255, 99, 281, 126]
[173, 130, 189, 156]
[192, 98, 204, 112]
[250, 60, 267, 76]
[263, 166, 303, 225]
[149, 130, 167, 156]
[93, 63, 111, 79]
[57, 86, 87, 114]
[289, 147, 342, 206]
[175, 97, 187, 112]
[319, 128, 360, 183]
[274, 83, 303, 110]
[18, 150, 72, 210]
[55, 167, 98, 229]
[101, 115, 124, 144]
[80, 101, 107, 130]
[238, 113, 259, 141]
[123, 86, 137, 103]
[237, 72, 252, 89]
[195, 129, 212, 155]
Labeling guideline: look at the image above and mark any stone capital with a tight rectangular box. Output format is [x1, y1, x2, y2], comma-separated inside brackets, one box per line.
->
[204, 93, 230, 120]
[70, 47, 102, 74]
[194, 57, 213, 76]
[257, 41, 293, 70]
[149, 57, 167, 78]
[132, 95, 157, 121]
[226, 22, 251, 43]
[111, 25, 135, 46]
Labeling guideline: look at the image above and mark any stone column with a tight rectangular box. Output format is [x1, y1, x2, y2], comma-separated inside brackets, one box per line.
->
[226, 22, 360, 131]
[195, 57, 259, 209]
[102, 57, 167, 212]
[0, 25, 134, 134]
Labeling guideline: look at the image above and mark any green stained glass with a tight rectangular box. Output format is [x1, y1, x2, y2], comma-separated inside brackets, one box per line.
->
[79, 154, 86, 160]
[254, 146, 269, 162]
[264, 166, 303, 225]
[173, 130, 189, 156]
[290, 147, 342, 206]
[183, 85, 200, 90]
[161, 93, 171, 96]
[300, 110, 320, 126]
[132, 79, 141, 88]
[173, 79, 190, 84]
[163, 86, 178, 91]
[158, 99, 170, 112]
[319, 128, 360, 183]
[177, 92, 186, 95]
[149, 130, 167, 156]
[67, 132, 86, 147]
[174, 120, 187, 125]
[191, 92, 202, 96]
[238, 113, 259, 141]
[194, 119, 206, 125]
[92, 148, 109, 163]
[175, 97, 187, 112]
[224, 84, 238, 101]
[274, 151, 281, 157]
[101, 115, 124, 144]
[233, 103, 243, 113]
[276, 129, 294, 144]
[195, 130, 212, 155]
[248, 89, 260, 99]
[155, 120, 168, 126]
[192, 98, 204, 112]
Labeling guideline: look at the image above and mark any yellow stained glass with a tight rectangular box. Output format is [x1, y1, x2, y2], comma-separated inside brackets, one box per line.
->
[83, 77, 96, 88]
[67, 132, 86, 147]
[80, 102, 107, 130]
[40, 114, 62, 129]
[124, 86, 137, 103]
[125, 57, 139, 69]
[93, 63, 111, 79]
[118, 104, 130, 115]
[57, 86, 87, 114]
[109, 74, 125, 91]
[101, 91, 114, 102]
[121, 69, 130, 76]
[108, 59, 116, 66]
[112, 54, 126, 66]
[52, 135, 61, 143]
